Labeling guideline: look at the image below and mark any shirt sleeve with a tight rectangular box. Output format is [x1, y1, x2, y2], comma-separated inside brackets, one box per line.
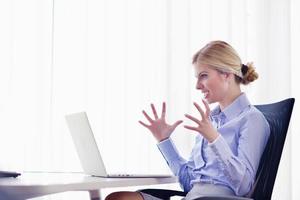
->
[208, 111, 270, 196]
[157, 138, 196, 192]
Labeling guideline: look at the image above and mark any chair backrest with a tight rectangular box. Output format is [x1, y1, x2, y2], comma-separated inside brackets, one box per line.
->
[250, 98, 295, 200]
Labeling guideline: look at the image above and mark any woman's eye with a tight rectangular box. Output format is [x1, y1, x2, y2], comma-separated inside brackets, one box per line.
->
[199, 74, 208, 80]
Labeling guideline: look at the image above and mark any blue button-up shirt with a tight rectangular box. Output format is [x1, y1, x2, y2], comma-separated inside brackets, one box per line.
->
[157, 93, 270, 196]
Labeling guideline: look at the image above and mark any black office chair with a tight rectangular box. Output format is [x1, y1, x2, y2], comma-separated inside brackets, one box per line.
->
[139, 98, 295, 200]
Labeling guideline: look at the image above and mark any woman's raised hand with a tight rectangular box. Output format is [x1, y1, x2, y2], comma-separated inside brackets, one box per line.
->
[139, 102, 183, 142]
[184, 99, 219, 143]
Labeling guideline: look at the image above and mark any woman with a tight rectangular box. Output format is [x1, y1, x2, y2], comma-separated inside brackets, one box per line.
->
[105, 40, 270, 200]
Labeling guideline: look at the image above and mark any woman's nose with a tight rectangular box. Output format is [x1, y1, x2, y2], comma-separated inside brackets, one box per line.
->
[196, 81, 203, 90]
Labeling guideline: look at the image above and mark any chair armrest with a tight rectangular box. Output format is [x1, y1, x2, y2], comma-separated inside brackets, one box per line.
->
[137, 189, 253, 200]
[192, 195, 253, 200]
[138, 189, 186, 199]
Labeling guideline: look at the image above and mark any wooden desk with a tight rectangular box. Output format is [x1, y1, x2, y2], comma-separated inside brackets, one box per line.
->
[0, 172, 177, 200]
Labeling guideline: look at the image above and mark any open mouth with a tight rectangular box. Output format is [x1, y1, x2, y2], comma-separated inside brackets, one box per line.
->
[202, 91, 209, 99]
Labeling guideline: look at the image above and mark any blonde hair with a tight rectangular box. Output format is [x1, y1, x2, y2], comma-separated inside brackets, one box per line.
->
[192, 40, 258, 85]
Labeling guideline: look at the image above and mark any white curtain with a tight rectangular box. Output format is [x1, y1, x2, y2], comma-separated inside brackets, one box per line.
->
[0, 0, 298, 199]
[291, 0, 300, 199]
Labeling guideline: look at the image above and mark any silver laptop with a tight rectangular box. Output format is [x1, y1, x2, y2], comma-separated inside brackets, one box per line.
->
[65, 112, 172, 178]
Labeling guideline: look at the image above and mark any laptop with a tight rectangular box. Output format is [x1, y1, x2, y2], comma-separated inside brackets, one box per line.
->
[65, 112, 173, 178]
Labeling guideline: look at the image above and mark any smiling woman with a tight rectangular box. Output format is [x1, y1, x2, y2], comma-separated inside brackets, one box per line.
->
[105, 41, 270, 200]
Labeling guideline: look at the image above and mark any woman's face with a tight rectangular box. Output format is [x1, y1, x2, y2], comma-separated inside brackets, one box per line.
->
[195, 64, 230, 104]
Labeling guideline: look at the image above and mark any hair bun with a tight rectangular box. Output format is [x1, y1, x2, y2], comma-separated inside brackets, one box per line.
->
[241, 64, 248, 75]
[241, 62, 258, 85]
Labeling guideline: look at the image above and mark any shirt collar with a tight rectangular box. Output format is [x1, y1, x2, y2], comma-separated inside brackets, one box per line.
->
[210, 93, 251, 121]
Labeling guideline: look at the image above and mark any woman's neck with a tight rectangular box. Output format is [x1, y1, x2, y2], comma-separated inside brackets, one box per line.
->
[219, 87, 242, 111]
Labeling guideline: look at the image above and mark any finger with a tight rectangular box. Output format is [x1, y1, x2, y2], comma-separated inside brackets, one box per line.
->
[183, 125, 199, 133]
[142, 110, 153, 123]
[161, 102, 166, 118]
[202, 99, 211, 117]
[193, 102, 205, 119]
[184, 114, 201, 125]
[172, 120, 183, 128]
[151, 103, 158, 119]
[138, 120, 150, 128]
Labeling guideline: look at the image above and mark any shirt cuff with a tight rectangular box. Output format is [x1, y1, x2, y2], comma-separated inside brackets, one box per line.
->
[157, 138, 185, 164]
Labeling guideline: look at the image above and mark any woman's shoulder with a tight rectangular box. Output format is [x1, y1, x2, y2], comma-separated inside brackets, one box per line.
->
[248, 105, 264, 116]
[237, 105, 270, 143]
[240, 105, 270, 128]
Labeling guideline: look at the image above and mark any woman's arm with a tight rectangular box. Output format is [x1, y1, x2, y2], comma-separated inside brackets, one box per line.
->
[157, 138, 196, 192]
[208, 112, 270, 196]
[139, 102, 196, 191]
[184, 100, 270, 196]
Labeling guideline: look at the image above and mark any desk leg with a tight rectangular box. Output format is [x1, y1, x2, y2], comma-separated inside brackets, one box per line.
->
[89, 190, 101, 200]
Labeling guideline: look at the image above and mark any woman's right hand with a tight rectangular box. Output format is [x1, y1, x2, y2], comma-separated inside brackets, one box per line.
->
[139, 102, 183, 142]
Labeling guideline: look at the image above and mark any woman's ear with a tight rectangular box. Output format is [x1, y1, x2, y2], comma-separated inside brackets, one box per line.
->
[222, 72, 235, 83]
[221, 71, 230, 79]
[218, 70, 233, 82]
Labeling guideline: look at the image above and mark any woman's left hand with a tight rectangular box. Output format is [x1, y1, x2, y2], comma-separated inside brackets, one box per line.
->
[184, 99, 219, 143]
